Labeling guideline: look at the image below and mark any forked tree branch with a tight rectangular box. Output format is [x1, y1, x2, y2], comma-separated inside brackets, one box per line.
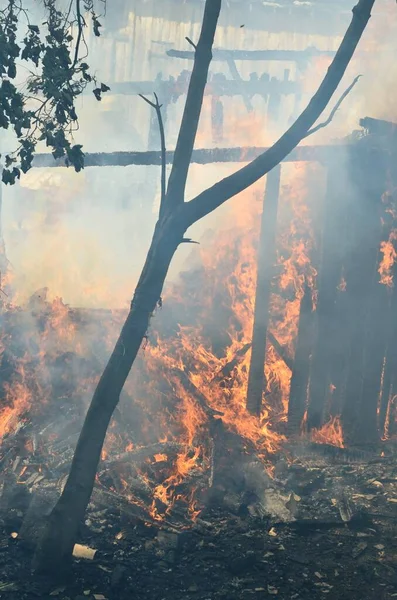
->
[164, 0, 222, 211]
[181, 0, 375, 228]
[304, 74, 362, 138]
[139, 93, 167, 214]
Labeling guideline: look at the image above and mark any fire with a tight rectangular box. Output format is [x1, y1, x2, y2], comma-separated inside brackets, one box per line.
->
[310, 416, 344, 448]
[0, 368, 31, 439]
[382, 394, 396, 440]
[337, 275, 347, 292]
[379, 229, 397, 287]
[153, 453, 167, 462]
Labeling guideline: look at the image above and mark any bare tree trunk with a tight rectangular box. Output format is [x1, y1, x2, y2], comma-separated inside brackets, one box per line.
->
[246, 166, 281, 415]
[33, 212, 187, 571]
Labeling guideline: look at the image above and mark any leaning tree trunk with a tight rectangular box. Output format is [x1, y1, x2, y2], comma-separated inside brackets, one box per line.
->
[33, 211, 187, 571]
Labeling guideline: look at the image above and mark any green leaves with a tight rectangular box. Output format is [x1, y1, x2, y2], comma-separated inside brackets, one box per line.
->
[92, 14, 102, 37]
[93, 83, 111, 101]
[2, 167, 20, 185]
[19, 139, 35, 173]
[21, 24, 44, 66]
[66, 144, 85, 172]
[0, 0, 108, 185]
[7, 62, 16, 78]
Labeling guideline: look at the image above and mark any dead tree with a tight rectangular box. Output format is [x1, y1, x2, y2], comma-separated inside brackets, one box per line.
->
[33, 0, 377, 572]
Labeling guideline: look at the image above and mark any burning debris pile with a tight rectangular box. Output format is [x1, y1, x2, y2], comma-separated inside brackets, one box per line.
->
[0, 429, 396, 600]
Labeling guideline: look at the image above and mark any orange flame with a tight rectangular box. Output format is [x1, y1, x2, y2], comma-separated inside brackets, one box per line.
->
[379, 230, 397, 287]
[311, 416, 344, 448]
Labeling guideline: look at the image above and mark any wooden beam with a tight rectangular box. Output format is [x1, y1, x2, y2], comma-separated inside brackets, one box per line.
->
[31, 145, 349, 169]
[167, 48, 336, 63]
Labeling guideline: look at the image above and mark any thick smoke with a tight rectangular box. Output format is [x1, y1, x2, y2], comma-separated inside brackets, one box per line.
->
[4, 0, 395, 308]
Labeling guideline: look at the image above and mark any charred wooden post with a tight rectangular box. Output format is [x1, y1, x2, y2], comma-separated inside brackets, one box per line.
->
[287, 282, 314, 435]
[208, 417, 225, 490]
[246, 165, 281, 416]
[211, 96, 224, 144]
[342, 144, 388, 444]
[379, 255, 397, 437]
[306, 162, 347, 430]
[0, 172, 7, 287]
[379, 192, 397, 438]
[327, 275, 349, 418]
[226, 59, 253, 113]
[268, 77, 282, 122]
[358, 255, 390, 442]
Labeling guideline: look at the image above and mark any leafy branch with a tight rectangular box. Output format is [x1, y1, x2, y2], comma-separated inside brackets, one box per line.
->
[0, 0, 109, 184]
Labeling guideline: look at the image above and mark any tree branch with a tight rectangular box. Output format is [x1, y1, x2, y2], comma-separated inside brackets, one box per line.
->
[164, 0, 222, 212]
[71, 0, 84, 70]
[185, 36, 197, 50]
[139, 93, 167, 214]
[304, 74, 362, 138]
[181, 0, 375, 229]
